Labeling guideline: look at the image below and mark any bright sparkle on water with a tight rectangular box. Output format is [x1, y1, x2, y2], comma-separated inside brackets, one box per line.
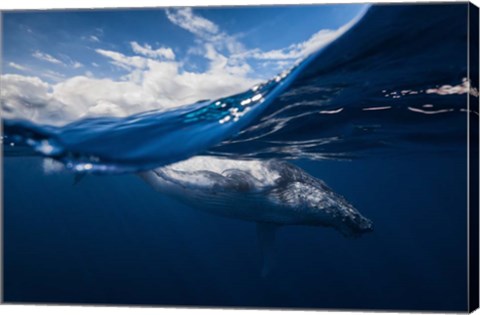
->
[37, 140, 56, 155]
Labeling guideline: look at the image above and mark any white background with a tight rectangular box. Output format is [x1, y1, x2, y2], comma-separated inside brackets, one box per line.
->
[0, 0, 479, 314]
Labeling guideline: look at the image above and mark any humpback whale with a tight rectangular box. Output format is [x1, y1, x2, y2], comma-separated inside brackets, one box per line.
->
[139, 156, 373, 275]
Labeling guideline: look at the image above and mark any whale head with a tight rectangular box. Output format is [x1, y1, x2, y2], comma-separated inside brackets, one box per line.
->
[271, 162, 373, 238]
[309, 185, 373, 238]
[331, 203, 373, 238]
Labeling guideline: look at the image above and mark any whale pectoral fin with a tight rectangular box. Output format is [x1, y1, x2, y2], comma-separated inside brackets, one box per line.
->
[256, 222, 278, 278]
[73, 173, 87, 185]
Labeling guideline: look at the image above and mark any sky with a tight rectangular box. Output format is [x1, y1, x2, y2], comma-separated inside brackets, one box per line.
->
[1, 4, 366, 125]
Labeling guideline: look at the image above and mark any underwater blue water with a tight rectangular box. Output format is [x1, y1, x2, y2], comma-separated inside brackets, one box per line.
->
[2, 3, 477, 311]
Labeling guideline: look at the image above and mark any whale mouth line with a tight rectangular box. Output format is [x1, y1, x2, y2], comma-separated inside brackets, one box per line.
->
[337, 218, 374, 238]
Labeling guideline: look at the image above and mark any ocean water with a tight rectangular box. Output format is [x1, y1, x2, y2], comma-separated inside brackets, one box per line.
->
[2, 3, 477, 311]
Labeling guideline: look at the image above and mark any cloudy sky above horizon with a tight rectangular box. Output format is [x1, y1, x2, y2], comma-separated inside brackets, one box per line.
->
[1, 4, 366, 125]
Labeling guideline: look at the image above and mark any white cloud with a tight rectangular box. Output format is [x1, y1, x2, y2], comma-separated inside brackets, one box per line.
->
[32, 50, 64, 65]
[81, 35, 101, 42]
[58, 53, 84, 69]
[242, 22, 353, 61]
[164, 7, 353, 80]
[165, 7, 256, 89]
[3, 8, 360, 127]
[96, 48, 149, 70]
[166, 8, 219, 40]
[89, 35, 100, 42]
[2, 44, 259, 126]
[41, 70, 66, 82]
[8, 62, 28, 71]
[166, 8, 245, 56]
[72, 61, 83, 69]
[0, 74, 74, 123]
[130, 41, 175, 60]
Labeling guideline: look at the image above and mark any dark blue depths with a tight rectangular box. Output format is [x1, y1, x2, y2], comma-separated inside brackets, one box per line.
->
[4, 153, 468, 310]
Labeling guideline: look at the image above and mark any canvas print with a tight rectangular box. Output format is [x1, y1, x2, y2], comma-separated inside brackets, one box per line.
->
[1, 2, 479, 312]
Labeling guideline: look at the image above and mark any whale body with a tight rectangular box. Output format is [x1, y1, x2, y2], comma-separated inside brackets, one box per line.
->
[139, 156, 373, 238]
[140, 156, 372, 275]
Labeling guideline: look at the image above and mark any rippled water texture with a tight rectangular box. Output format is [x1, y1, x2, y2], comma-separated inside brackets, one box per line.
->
[3, 4, 477, 172]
